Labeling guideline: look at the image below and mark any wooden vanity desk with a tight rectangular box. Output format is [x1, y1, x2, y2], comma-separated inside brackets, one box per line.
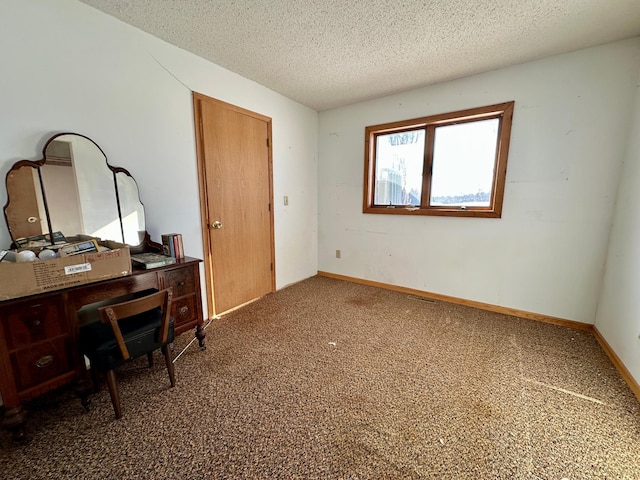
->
[1, 133, 207, 441]
[0, 256, 205, 441]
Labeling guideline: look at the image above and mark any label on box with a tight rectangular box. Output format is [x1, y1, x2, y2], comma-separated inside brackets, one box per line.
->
[64, 263, 92, 275]
[0, 244, 131, 302]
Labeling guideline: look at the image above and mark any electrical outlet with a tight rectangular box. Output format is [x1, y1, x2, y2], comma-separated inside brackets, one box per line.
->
[336, 250, 341, 259]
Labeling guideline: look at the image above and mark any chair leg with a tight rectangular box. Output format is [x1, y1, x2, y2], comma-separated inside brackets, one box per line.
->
[147, 352, 154, 368]
[105, 369, 123, 419]
[162, 345, 176, 387]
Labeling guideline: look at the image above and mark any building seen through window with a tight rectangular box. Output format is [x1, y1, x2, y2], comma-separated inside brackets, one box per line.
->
[364, 102, 514, 217]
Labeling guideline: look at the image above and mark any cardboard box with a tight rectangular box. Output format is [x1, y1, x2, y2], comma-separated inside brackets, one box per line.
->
[0, 243, 131, 301]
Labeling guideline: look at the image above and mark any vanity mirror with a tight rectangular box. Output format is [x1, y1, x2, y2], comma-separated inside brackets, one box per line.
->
[3, 133, 150, 250]
[0, 134, 206, 442]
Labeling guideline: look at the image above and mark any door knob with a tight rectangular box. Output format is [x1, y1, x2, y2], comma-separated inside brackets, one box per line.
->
[211, 221, 222, 229]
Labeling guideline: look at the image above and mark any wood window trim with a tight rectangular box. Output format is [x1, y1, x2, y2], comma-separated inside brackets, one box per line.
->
[363, 101, 514, 218]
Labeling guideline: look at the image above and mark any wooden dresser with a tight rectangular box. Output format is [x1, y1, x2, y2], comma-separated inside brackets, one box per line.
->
[0, 256, 204, 440]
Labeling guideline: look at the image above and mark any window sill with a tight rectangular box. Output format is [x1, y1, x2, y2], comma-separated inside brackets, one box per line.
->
[362, 206, 502, 218]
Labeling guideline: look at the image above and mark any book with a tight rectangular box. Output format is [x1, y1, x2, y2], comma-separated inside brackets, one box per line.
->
[175, 234, 184, 259]
[46, 231, 68, 245]
[161, 233, 184, 259]
[173, 235, 180, 259]
[15, 234, 48, 248]
[58, 239, 100, 257]
[14, 231, 68, 249]
[161, 234, 175, 257]
[131, 252, 176, 269]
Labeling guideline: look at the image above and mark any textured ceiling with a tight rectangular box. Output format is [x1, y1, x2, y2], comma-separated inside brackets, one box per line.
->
[79, 0, 640, 111]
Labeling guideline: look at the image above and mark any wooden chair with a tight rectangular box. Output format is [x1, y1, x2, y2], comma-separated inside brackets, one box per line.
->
[79, 288, 175, 419]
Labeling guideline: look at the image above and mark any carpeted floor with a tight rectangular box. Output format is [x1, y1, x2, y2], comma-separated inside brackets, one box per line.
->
[1, 276, 639, 479]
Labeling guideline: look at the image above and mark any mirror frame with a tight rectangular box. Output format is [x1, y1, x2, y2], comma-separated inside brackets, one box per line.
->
[3, 133, 158, 253]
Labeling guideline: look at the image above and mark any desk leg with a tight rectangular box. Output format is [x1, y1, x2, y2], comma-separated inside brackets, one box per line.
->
[74, 355, 95, 411]
[196, 323, 206, 350]
[76, 378, 93, 412]
[2, 405, 29, 443]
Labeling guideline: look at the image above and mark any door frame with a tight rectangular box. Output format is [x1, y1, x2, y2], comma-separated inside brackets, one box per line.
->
[192, 92, 276, 318]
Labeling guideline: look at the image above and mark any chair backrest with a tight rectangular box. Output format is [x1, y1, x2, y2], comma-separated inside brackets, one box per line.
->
[98, 288, 173, 361]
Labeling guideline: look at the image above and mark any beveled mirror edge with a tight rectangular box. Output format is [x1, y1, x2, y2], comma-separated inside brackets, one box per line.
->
[111, 166, 162, 253]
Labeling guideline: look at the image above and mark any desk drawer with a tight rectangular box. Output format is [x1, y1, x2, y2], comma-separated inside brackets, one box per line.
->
[11, 337, 74, 392]
[171, 295, 198, 330]
[2, 296, 67, 350]
[162, 267, 196, 298]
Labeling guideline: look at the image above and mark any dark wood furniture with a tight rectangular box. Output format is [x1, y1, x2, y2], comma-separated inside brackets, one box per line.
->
[1, 133, 207, 441]
[81, 288, 176, 419]
[0, 257, 204, 441]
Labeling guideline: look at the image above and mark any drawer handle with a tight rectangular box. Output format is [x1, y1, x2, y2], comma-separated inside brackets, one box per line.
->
[178, 306, 189, 316]
[36, 355, 54, 368]
[177, 281, 185, 287]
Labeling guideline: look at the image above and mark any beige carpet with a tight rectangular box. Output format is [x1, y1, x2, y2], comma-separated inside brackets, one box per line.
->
[1, 276, 639, 479]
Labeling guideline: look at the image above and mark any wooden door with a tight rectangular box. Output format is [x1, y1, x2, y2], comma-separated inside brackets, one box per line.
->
[5, 166, 45, 240]
[193, 93, 275, 315]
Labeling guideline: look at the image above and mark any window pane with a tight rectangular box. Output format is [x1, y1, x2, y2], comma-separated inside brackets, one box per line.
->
[374, 129, 425, 206]
[430, 119, 499, 207]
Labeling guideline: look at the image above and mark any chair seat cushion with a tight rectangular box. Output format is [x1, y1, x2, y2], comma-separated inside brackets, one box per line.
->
[80, 307, 175, 371]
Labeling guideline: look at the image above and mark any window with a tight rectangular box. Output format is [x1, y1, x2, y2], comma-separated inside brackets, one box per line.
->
[363, 101, 514, 217]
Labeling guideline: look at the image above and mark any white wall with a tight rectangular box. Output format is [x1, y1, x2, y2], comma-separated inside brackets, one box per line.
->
[319, 38, 640, 324]
[595, 66, 640, 385]
[0, 0, 319, 317]
[2, 1, 639, 387]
